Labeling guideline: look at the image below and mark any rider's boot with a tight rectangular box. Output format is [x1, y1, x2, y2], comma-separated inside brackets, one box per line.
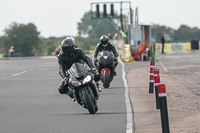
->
[113, 71, 117, 76]
[66, 87, 76, 102]
[96, 82, 102, 92]
[112, 63, 117, 76]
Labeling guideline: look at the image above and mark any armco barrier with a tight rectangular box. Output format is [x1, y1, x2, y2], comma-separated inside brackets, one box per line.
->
[120, 44, 133, 62]
[3, 53, 22, 58]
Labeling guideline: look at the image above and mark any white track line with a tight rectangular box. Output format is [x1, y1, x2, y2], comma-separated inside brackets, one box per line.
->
[118, 57, 134, 133]
[158, 60, 169, 74]
[12, 70, 27, 77]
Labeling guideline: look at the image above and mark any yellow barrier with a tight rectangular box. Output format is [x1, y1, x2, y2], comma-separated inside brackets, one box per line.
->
[89, 50, 95, 54]
[182, 42, 191, 53]
[164, 43, 172, 53]
[121, 44, 133, 62]
[0, 54, 3, 58]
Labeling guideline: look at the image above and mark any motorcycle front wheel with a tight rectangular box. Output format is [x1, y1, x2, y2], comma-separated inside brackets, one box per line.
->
[82, 88, 97, 114]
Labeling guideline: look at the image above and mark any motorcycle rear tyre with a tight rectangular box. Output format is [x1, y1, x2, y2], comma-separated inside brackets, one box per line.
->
[103, 70, 110, 88]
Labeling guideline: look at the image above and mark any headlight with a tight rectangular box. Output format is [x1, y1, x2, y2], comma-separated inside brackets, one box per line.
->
[71, 80, 81, 87]
[83, 75, 92, 84]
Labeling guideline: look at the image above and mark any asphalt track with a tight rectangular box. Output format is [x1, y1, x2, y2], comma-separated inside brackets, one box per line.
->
[0, 56, 129, 133]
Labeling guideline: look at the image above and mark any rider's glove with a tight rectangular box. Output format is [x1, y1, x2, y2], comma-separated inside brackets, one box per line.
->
[94, 72, 100, 82]
[91, 68, 97, 74]
[91, 68, 100, 81]
[63, 77, 69, 85]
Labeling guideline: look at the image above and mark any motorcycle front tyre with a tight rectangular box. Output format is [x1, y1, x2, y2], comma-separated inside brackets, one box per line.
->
[82, 88, 97, 114]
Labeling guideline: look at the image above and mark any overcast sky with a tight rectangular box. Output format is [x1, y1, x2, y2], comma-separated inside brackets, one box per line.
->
[1, 0, 200, 37]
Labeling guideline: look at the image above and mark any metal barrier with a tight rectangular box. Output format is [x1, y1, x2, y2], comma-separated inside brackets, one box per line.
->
[3, 53, 22, 58]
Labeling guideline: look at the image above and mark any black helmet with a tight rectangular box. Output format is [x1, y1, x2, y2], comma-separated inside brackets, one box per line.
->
[61, 37, 75, 54]
[100, 35, 109, 47]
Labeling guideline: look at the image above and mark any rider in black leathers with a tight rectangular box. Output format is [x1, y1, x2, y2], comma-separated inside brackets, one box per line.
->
[57, 37, 100, 100]
[94, 35, 118, 75]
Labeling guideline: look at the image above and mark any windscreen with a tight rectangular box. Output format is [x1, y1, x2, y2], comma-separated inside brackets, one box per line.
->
[70, 62, 85, 79]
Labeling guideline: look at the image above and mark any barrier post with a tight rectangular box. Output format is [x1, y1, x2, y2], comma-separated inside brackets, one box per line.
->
[154, 67, 159, 79]
[152, 43, 156, 60]
[154, 75, 160, 109]
[158, 84, 170, 133]
[149, 60, 155, 93]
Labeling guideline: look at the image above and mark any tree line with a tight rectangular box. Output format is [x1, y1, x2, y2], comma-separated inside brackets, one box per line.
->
[152, 24, 200, 43]
[0, 11, 200, 56]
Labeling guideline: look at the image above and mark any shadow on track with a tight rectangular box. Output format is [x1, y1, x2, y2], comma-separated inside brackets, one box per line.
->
[52, 111, 126, 116]
[102, 86, 149, 89]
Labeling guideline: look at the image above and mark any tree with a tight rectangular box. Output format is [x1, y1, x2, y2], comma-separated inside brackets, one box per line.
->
[50, 36, 91, 55]
[77, 11, 118, 45]
[40, 36, 64, 55]
[151, 24, 200, 43]
[3, 22, 40, 56]
[74, 36, 90, 52]
[0, 36, 6, 53]
[174, 25, 200, 42]
[151, 24, 175, 43]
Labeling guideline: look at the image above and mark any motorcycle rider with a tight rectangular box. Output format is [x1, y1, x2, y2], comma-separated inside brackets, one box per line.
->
[94, 35, 118, 76]
[57, 36, 101, 101]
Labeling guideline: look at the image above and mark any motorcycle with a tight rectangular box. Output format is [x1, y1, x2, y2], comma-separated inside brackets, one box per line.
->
[97, 51, 115, 88]
[67, 61, 99, 114]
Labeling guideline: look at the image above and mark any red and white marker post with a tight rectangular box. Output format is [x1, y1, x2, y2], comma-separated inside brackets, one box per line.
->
[154, 68, 160, 109]
[158, 84, 170, 133]
[149, 60, 155, 93]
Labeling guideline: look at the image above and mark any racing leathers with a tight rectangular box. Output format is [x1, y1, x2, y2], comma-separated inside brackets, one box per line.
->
[57, 46, 99, 95]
